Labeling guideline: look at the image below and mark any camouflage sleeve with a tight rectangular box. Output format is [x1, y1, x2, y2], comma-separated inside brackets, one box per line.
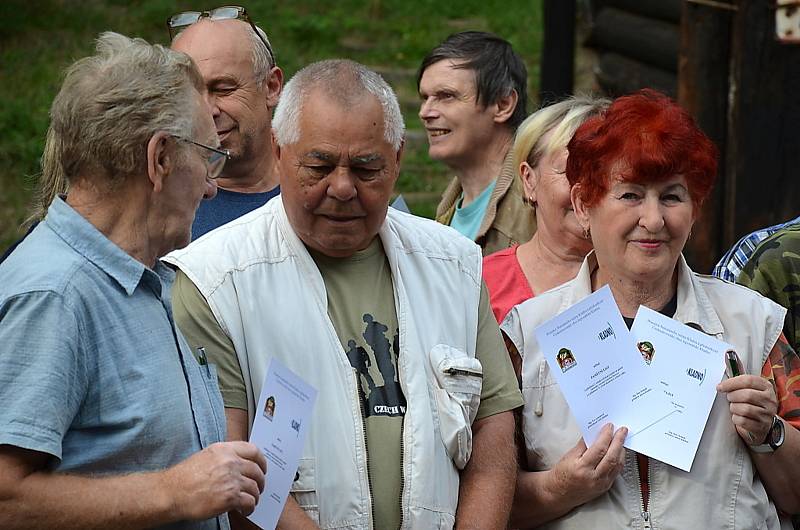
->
[738, 228, 800, 354]
[760, 333, 800, 429]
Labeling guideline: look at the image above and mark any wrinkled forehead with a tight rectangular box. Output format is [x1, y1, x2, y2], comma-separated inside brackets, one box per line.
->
[297, 90, 391, 149]
[420, 59, 476, 89]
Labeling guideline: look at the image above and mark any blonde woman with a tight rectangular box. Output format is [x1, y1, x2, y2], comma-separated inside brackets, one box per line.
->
[482, 95, 609, 324]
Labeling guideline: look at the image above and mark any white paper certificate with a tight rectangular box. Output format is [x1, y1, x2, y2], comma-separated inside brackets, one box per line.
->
[627, 306, 728, 471]
[535, 286, 672, 446]
[248, 358, 318, 530]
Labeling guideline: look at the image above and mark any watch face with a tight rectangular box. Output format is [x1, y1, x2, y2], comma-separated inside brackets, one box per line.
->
[770, 417, 785, 448]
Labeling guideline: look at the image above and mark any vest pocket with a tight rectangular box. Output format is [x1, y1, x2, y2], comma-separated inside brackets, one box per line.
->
[429, 344, 483, 470]
[290, 457, 319, 524]
[521, 359, 564, 463]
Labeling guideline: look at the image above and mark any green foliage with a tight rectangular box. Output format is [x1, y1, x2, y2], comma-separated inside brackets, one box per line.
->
[0, 0, 542, 247]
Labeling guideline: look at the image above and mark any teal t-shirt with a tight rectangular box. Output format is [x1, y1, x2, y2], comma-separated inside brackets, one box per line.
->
[450, 179, 497, 240]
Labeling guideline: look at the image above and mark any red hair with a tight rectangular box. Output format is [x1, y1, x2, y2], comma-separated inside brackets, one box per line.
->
[566, 89, 717, 209]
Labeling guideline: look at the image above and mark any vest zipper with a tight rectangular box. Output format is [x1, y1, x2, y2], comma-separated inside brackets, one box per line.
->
[397, 329, 406, 529]
[398, 419, 405, 529]
[635, 453, 651, 530]
[534, 359, 546, 416]
[353, 370, 375, 529]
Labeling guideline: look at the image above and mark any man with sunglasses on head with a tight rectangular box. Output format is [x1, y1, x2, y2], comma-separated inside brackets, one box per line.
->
[169, 6, 283, 240]
[0, 32, 266, 529]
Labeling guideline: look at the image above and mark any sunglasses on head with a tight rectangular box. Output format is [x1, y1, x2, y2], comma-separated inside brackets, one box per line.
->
[167, 5, 275, 65]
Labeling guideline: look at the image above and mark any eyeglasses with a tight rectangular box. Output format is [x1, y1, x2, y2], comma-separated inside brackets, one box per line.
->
[167, 5, 275, 66]
[173, 136, 230, 179]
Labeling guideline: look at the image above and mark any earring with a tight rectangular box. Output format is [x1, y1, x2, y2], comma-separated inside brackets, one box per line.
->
[583, 227, 591, 239]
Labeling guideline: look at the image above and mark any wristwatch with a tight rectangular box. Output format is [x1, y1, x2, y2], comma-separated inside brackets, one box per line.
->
[750, 416, 785, 453]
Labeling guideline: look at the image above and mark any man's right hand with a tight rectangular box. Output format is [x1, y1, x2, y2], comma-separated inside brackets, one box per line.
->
[162, 441, 267, 521]
[546, 423, 627, 507]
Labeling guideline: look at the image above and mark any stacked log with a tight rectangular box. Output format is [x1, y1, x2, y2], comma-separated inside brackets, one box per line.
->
[586, 0, 681, 97]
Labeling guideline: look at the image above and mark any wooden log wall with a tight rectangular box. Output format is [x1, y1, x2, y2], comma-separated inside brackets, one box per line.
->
[586, 0, 681, 97]
[572, 0, 800, 272]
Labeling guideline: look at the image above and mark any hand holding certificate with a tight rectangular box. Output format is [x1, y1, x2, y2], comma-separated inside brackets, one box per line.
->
[248, 359, 318, 530]
[535, 285, 729, 471]
[535, 286, 671, 446]
[627, 307, 728, 471]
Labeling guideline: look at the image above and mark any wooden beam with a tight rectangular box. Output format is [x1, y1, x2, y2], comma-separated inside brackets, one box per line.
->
[678, 0, 733, 272]
[595, 52, 676, 97]
[588, 7, 679, 72]
[602, 0, 681, 23]
[727, 0, 800, 244]
[540, 0, 576, 104]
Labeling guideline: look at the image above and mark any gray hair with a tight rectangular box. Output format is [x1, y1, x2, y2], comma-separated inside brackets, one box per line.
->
[273, 59, 405, 151]
[50, 31, 204, 185]
[24, 125, 68, 228]
[512, 94, 611, 172]
[250, 24, 276, 89]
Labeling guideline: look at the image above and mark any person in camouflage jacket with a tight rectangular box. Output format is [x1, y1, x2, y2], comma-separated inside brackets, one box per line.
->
[739, 226, 800, 528]
[739, 225, 800, 357]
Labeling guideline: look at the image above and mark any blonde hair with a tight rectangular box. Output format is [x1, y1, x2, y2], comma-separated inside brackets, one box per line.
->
[512, 94, 611, 173]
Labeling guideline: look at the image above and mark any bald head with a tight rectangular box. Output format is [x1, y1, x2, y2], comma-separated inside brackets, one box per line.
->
[172, 19, 271, 86]
[170, 18, 283, 188]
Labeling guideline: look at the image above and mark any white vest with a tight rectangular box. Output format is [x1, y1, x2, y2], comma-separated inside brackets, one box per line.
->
[502, 252, 790, 530]
[167, 198, 485, 529]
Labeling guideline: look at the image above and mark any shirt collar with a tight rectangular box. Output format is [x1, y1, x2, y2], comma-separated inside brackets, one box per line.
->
[672, 254, 724, 336]
[44, 197, 149, 296]
[568, 251, 724, 336]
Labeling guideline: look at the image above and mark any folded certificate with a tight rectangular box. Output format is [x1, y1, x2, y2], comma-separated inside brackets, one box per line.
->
[535, 286, 672, 446]
[626, 306, 728, 471]
[248, 358, 318, 530]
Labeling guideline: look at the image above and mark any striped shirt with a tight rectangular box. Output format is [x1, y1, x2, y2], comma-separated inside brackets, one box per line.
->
[712, 215, 800, 282]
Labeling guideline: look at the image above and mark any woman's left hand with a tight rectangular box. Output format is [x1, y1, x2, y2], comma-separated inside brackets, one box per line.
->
[717, 375, 778, 446]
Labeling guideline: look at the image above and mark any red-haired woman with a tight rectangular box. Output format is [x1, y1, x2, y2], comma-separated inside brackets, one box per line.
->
[503, 90, 800, 528]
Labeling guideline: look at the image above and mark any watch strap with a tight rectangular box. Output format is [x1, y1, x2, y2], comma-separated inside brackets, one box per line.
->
[749, 416, 784, 453]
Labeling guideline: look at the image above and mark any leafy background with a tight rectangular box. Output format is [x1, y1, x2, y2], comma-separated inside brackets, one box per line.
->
[0, 0, 543, 248]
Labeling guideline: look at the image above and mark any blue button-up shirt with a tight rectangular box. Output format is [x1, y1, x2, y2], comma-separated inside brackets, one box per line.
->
[0, 198, 228, 530]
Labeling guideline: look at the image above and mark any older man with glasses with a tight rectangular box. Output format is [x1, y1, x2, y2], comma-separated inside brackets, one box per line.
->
[0, 32, 265, 529]
[169, 5, 284, 240]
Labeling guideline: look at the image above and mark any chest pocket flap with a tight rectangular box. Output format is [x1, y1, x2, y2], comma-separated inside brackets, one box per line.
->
[429, 344, 483, 469]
